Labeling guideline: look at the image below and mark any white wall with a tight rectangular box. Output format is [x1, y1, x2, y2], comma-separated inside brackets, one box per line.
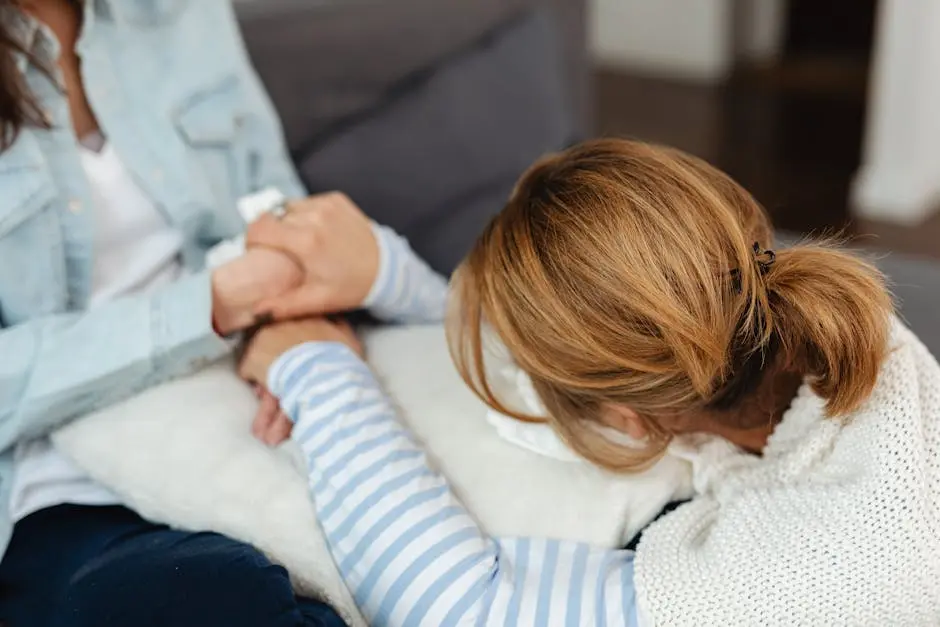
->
[852, 0, 940, 224]
[734, 0, 786, 65]
[589, 0, 735, 82]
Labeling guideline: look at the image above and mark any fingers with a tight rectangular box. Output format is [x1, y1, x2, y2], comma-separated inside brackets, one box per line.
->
[251, 389, 293, 446]
[245, 214, 316, 266]
[286, 191, 356, 217]
[251, 391, 280, 440]
[254, 286, 331, 321]
[265, 412, 293, 446]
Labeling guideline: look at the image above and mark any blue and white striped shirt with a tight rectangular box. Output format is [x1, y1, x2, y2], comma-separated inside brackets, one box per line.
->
[269, 227, 639, 627]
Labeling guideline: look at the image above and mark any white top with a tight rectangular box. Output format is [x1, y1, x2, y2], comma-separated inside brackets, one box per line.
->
[634, 318, 940, 626]
[485, 363, 650, 463]
[9, 135, 184, 522]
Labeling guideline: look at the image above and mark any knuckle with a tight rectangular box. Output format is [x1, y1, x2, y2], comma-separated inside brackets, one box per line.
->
[301, 229, 320, 249]
[318, 206, 341, 225]
[324, 191, 352, 214]
[309, 209, 328, 226]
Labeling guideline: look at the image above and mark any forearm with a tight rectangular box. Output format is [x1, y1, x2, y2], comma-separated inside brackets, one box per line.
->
[270, 344, 639, 626]
[271, 343, 495, 624]
[0, 272, 229, 451]
[363, 224, 448, 324]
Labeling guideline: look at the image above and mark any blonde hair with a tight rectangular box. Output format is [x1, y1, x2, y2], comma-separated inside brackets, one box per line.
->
[448, 139, 893, 471]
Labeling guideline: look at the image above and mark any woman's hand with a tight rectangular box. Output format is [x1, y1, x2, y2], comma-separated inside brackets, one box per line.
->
[211, 248, 303, 335]
[238, 317, 363, 387]
[245, 192, 380, 320]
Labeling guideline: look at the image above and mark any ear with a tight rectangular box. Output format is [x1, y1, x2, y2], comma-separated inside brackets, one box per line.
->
[600, 404, 648, 440]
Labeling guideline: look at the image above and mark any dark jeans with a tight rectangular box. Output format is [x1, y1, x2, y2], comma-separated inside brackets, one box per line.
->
[0, 505, 346, 627]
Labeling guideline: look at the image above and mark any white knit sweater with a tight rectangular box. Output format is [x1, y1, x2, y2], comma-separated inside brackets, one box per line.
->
[634, 319, 940, 626]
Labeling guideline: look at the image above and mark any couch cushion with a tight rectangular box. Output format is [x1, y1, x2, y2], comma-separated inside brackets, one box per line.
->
[295, 12, 573, 273]
[235, 0, 550, 153]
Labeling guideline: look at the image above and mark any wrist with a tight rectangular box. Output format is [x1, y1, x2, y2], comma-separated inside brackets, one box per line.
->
[243, 348, 283, 388]
[211, 263, 251, 335]
[267, 342, 368, 396]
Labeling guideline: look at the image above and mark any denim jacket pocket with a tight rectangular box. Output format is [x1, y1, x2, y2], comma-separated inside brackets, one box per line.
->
[173, 75, 252, 209]
[0, 136, 66, 325]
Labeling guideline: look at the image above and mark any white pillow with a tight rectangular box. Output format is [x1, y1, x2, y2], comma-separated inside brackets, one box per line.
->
[53, 325, 692, 626]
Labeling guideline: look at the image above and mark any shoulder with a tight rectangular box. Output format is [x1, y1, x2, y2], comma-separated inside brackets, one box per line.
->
[886, 314, 938, 373]
[107, 0, 244, 59]
[869, 315, 940, 427]
[107, 0, 236, 28]
[103, 1, 256, 102]
[634, 316, 940, 620]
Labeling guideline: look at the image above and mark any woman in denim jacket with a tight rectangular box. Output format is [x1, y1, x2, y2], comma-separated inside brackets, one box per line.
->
[0, 2, 377, 625]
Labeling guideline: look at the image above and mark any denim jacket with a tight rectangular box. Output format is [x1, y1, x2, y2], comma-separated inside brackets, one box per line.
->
[0, 0, 306, 555]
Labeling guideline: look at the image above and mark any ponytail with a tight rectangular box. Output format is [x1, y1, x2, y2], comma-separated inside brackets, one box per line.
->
[763, 243, 892, 417]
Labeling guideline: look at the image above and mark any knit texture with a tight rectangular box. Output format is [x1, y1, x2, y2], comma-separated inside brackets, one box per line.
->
[634, 318, 940, 626]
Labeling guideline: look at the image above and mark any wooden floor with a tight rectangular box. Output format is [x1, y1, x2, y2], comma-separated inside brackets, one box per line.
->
[593, 66, 940, 261]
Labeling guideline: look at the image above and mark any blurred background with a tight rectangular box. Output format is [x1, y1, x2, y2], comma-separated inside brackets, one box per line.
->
[234, 0, 939, 350]
[236, 0, 939, 260]
[590, 0, 938, 260]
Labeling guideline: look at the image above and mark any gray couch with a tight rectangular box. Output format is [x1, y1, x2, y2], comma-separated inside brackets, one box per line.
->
[235, 0, 586, 273]
[234, 0, 940, 357]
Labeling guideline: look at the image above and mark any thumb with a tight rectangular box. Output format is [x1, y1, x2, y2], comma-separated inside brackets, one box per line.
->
[254, 286, 330, 321]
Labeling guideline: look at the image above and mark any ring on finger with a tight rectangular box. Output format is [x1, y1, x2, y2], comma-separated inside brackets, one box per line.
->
[270, 202, 290, 220]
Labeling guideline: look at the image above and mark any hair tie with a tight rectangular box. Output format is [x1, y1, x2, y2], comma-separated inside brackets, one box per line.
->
[752, 241, 776, 275]
[729, 242, 776, 292]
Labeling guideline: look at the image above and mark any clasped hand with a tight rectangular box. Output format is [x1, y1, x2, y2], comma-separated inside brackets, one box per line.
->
[212, 192, 376, 445]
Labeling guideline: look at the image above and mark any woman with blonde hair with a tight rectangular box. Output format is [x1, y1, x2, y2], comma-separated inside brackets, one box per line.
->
[242, 138, 940, 626]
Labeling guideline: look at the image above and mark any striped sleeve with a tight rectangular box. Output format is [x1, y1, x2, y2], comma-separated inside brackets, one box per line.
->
[269, 343, 640, 627]
[361, 223, 449, 324]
